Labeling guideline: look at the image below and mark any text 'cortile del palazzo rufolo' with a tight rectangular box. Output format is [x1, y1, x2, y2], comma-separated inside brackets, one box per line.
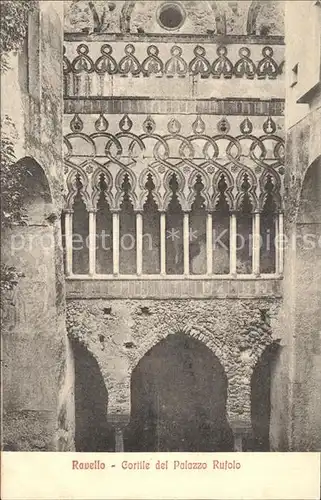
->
[63, 1, 285, 452]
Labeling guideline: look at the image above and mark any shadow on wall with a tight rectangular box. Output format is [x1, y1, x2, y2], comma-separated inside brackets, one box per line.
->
[15, 157, 54, 225]
[72, 340, 115, 452]
[249, 341, 281, 451]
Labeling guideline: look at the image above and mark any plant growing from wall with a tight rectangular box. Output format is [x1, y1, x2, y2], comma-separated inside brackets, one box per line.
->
[0, 0, 35, 72]
[0, 1, 35, 300]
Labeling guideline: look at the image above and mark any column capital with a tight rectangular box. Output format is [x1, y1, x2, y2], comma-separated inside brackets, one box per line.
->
[107, 412, 130, 429]
[230, 419, 252, 452]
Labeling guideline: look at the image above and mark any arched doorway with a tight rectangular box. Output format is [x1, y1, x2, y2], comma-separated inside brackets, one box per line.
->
[72, 340, 114, 452]
[125, 333, 233, 452]
[249, 342, 281, 451]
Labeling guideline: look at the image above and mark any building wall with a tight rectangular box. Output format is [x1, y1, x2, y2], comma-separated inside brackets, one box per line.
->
[4, 0, 320, 453]
[270, 0, 321, 452]
[285, 1, 321, 128]
[62, 0, 286, 449]
[1, 1, 74, 451]
[66, 296, 282, 446]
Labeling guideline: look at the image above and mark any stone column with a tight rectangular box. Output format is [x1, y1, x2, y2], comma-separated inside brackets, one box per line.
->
[160, 212, 166, 275]
[112, 212, 120, 275]
[136, 212, 143, 276]
[206, 212, 213, 275]
[183, 212, 190, 275]
[88, 209, 97, 277]
[64, 210, 73, 276]
[107, 414, 130, 452]
[227, 374, 252, 451]
[252, 212, 260, 276]
[230, 213, 237, 276]
[230, 420, 252, 452]
[277, 212, 284, 275]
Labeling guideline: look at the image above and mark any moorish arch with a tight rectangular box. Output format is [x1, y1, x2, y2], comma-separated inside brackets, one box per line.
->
[249, 340, 281, 451]
[125, 332, 234, 452]
[71, 338, 115, 452]
[65, 299, 281, 452]
[297, 155, 321, 224]
[14, 156, 54, 224]
[247, 0, 284, 36]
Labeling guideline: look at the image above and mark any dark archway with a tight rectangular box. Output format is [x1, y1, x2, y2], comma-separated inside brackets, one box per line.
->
[249, 342, 281, 451]
[125, 333, 233, 452]
[15, 156, 53, 225]
[72, 340, 114, 452]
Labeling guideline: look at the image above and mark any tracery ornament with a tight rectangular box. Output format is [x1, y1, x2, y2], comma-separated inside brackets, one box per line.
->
[63, 115, 285, 214]
[63, 43, 284, 84]
[234, 47, 256, 79]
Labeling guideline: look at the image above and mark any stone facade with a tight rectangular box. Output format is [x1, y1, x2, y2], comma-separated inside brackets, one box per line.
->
[66, 298, 281, 427]
[1, 2, 74, 452]
[1, 0, 320, 454]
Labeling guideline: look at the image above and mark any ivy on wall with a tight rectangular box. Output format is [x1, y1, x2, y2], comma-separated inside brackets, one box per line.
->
[0, 1, 35, 298]
[0, 0, 35, 72]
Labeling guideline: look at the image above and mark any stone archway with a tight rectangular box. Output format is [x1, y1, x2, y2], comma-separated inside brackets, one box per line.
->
[249, 341, 281, 451]
[71, 339, 115, 452]
[292, 157, 321, 450]
[124, 332, 233, 452]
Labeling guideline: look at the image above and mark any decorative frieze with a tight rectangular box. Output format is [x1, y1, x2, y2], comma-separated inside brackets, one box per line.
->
[66, 278, 282, 299]
[64, 98, 285, 116]
[64, 43, 284, 81]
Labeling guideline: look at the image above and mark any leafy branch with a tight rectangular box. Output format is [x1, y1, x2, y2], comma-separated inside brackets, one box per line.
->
[0, 0, 36, 73]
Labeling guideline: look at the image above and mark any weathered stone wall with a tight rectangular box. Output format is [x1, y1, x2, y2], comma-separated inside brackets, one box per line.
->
[271, 93, 321, 450]
[1, 2, 75, 451]
[66, 297, 281, 434]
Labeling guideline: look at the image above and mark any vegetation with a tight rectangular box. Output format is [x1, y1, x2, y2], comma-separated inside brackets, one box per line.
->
[0, 0, 35, 72]
[0, 1, 35, 298]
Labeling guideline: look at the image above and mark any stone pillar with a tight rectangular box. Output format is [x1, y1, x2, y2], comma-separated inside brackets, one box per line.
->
[183, 212, 190, 275]
[88, 209, 97, 277]
[136, 212, 143, 275]
[107, 414, 130, 452]
[64, 210, 73, 276]
[206, 212, 213, 275]
[278, 212, 284, 275]
[230, 420, 252, 452]
[252, 212, 260, 276]
[227, 375, 252, 451]
[112, 212, 120, 275]
[230, 213, 237, 276]
[160, 212, 166, 275]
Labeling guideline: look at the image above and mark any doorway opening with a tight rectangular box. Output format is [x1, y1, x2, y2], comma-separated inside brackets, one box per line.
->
[72, 340, 114, 451]
[125, 333, 233, 452]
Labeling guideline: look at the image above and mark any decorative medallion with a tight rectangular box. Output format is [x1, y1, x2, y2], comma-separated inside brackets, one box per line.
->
[143, 115, 156, 135]
[189, 46, 211, 77]
[70, 113, 84, 132]
[240, 118, 253, 135]
[234, 47, 256, 79]
[192, 115, 206, 135]
[141, 45, 163, 77]
[119, 114, 133, 132]
[165, 46, 188, 77]
[95, 113, 109, 132]
[217, 117, 230, 134]
[167, 117, 181, 135]
[263, 117, 276, 134]
[212, 46, 233, 79]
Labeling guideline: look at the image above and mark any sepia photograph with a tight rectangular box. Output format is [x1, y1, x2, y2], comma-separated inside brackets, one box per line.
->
[0, 0, 320, 498]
